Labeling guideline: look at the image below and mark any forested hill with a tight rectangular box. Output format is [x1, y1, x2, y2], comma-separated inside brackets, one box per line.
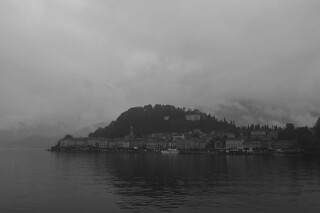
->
[88, 104, 238, 138]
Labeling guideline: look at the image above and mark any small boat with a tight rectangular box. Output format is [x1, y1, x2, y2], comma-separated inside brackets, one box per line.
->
[161, 148, 179, 154]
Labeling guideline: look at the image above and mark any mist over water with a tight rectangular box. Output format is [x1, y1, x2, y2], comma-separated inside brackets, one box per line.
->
[1, 149, 320, 213]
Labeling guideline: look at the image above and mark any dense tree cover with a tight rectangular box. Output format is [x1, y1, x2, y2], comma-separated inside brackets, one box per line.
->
[88, 105, 320, 151]
[315, 118, 320, 140]
[278, 123, 296, 140]
[276, 119, 320, 151]
[88, 104, 238, 138]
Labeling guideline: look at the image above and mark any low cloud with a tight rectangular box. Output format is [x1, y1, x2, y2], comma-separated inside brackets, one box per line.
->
[0, 0, 320, 134]
[214, 100, 318, 127]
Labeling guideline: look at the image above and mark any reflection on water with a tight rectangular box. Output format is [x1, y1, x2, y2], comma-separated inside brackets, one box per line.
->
[1, 149, 320, 213]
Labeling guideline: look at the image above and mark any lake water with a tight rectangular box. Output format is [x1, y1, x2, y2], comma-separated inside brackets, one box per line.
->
[1, 149, 320, 213]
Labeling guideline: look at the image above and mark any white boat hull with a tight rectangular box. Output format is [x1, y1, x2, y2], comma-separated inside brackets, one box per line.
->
[161, 149, 179, 154]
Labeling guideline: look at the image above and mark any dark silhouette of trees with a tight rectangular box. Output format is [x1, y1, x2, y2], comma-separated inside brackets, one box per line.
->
[276, 119, 320, 151]
[314, 118, 320, 140]
[63, 134, 74, 139]
[295, 127, 314, 150]
[88, 104, 239, 138]
[87, 105, 320, 152]
[278, 123, 295, 140]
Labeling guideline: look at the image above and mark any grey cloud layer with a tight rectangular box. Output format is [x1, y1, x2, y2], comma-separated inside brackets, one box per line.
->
[1, 0, 320, 132]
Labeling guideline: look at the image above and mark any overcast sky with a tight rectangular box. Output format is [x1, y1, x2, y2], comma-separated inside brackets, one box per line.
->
[1, 0, 320, 134]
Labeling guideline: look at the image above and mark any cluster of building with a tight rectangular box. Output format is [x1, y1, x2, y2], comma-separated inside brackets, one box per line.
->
[56, 127, 210, 152]
[57, 136, 211, 152]
[214, 130, 299, 153]
[53, 126, 301, 154]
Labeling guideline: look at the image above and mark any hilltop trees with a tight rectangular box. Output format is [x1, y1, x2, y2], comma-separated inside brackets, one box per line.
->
[87, 105, 320, 152]
[278, 123, 295, 140]
[88, 104, 239, 138]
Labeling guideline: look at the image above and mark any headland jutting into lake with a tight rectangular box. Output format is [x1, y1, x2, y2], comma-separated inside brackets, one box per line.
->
[50, 104, 320, 154]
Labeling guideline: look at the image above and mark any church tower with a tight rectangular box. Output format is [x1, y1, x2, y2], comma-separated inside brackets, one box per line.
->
[129, 126, 134, 138]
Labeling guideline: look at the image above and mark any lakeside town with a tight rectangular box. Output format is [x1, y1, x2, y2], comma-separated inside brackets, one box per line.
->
[51, 110, 315, 154]
[51, 128, 298, 154]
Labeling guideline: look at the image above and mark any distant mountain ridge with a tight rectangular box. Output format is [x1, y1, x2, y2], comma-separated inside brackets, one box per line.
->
[89, 104, 238, 138]
[72, 122, 109, 137]
[0, 122, 108, 148]
[3, 135, 59, 149]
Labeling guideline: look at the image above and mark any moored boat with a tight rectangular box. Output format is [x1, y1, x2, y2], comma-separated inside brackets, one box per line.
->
[161, 148, 179, 154]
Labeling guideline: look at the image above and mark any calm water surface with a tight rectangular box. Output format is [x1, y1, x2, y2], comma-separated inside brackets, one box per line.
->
[1, 149, 320, 213]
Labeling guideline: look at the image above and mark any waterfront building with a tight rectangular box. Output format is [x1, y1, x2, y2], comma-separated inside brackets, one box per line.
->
[120, 139, 130, 149]
[175, 139, 190, 150]
[175, 138, 208, 150]
[108, 139, 121, 149]
[59, 137, 87, 148]
[193, 138, 208, 150]
[225, 138, 244, 151]
[87, 138, 100, 146]
[130, 138, 147, 149]
[167, 141, 176, 149]
[146, 138, 168, 150]
[272, 140, 297, 151]
[243, 141, 261, 150]
[97, 140, 109, 150]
